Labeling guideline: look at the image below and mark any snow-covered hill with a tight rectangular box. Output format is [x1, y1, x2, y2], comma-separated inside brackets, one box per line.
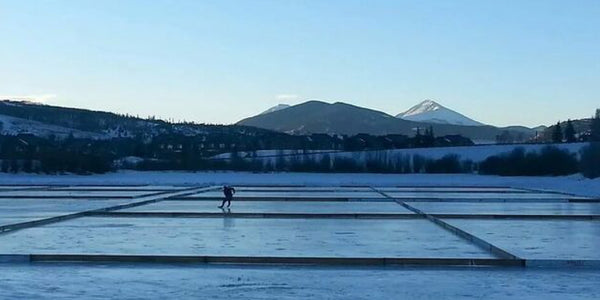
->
[0, 99, 278, 141]
[397, 100, 484, 126]
[0, 114, 105, 139]
[260, 104, 290, 115]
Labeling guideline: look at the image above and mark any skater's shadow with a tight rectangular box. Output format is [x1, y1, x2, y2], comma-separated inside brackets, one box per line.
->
[220, 208, 235, 228]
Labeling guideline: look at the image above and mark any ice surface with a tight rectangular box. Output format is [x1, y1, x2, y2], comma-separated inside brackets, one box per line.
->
[122, 200, 414, 214]
[1, 181, 600, 299]
[0, 186, 47, 190]
[410, 202, 600, 215]
[0, 190, 157, 198]
[446, 219, 600, 260]
[0, 217, 492, 258]
[385, 191, 586, 200]
[0, 264, 599, 300]
[0, 172, 598, 198]
[51, 185, 187, 191]
[377, 187, 525, 193]
[0, 199, 138, 226]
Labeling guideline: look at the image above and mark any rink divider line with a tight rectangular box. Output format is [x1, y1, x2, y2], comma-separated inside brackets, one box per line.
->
[0, 254, 526, 267]
[515, 187, 596, 200]
[47, 187, 198, 192]
[0, 186, 201, 200]
[431, 214, 600, 220]
[5, 254, 600, 269]
[167, 197, 391, 202]
[0, 186, 62, 193]
[231, 190, 375, 193]
[232, 188, 532, 194]
[370, 187, 521, 261]
[173, 197, 594, 203]
[84, 211, 425, 219]
[402, 198, 583, 203]
[569, 198, 600, 203]
[0, 186, 217, 236]
[8, 254, 600, 269]
[392, 197, 592, 202]
[0, 195, 146, 200]
[81, 211, 600, 220]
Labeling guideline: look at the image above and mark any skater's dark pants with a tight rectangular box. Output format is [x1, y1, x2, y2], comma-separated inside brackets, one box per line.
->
[220, 196, 232, 208]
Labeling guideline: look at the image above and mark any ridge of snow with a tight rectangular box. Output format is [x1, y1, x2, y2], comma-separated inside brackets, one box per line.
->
[397, 100, 484, 126]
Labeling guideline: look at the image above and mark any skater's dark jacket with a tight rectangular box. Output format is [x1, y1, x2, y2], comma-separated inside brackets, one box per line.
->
[223, 186, 236, 198]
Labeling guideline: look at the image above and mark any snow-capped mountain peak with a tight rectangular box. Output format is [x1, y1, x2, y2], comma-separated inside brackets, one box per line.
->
[396, 100, 484, 126]
[260, 104, 291, 115]
[400, 100, 443, 117]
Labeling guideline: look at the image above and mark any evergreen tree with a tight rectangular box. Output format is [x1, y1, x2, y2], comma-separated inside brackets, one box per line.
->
[591, 109, 600, 142]
[552, 122, 563, 143]
[414, 128, 422, 147]
[564, 120, 576, 143]
[425, 126, 435, 147]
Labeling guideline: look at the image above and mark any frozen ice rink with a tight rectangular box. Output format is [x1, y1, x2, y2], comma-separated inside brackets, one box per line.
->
[0, 183, 599, 298]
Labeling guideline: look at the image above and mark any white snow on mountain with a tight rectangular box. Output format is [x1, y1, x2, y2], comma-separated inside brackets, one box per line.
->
[260, 104, 290, 115]
[397, 100, 484, 126]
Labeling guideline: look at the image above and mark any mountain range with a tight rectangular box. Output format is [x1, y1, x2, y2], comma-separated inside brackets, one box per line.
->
[237, 100, 537, 143]
[0, 99, 551, 145]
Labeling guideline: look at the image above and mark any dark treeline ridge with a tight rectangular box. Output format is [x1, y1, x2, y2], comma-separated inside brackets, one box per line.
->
[206, 145, 599, 179]
[0, 129, 473, 174]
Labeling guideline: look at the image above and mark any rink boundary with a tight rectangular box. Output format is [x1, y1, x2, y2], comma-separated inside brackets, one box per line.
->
[83, 211, 600, 220]
[3, 255, 600, 269]
[0, 254, 526, 267]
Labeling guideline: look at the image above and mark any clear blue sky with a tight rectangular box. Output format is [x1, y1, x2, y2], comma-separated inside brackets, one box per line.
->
[1, 0, 598, 127]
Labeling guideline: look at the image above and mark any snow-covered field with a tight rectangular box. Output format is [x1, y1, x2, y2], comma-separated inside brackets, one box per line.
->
[0, 171, 598, 197]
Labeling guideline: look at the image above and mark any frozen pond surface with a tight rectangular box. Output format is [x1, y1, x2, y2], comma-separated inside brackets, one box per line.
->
[122, 201, 414, 214]
[1, 183, 599, 299]
[0, 190, 156, 198]
[386, 191, 587, 200]
[445, 219, 600, 260]
[410, 202, 600, 215]
[0, 185, 48, 191]
[377, 187, 526, 193]
[0, 199, 136, 226]
[186, 191, 386, 199]
[51, 185, 187, 191]
[0, 264, 599, 300]
[0, 217, 492, 258]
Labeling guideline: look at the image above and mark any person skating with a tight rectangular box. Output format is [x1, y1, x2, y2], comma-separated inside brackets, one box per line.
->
[219, 185, 236, 208]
